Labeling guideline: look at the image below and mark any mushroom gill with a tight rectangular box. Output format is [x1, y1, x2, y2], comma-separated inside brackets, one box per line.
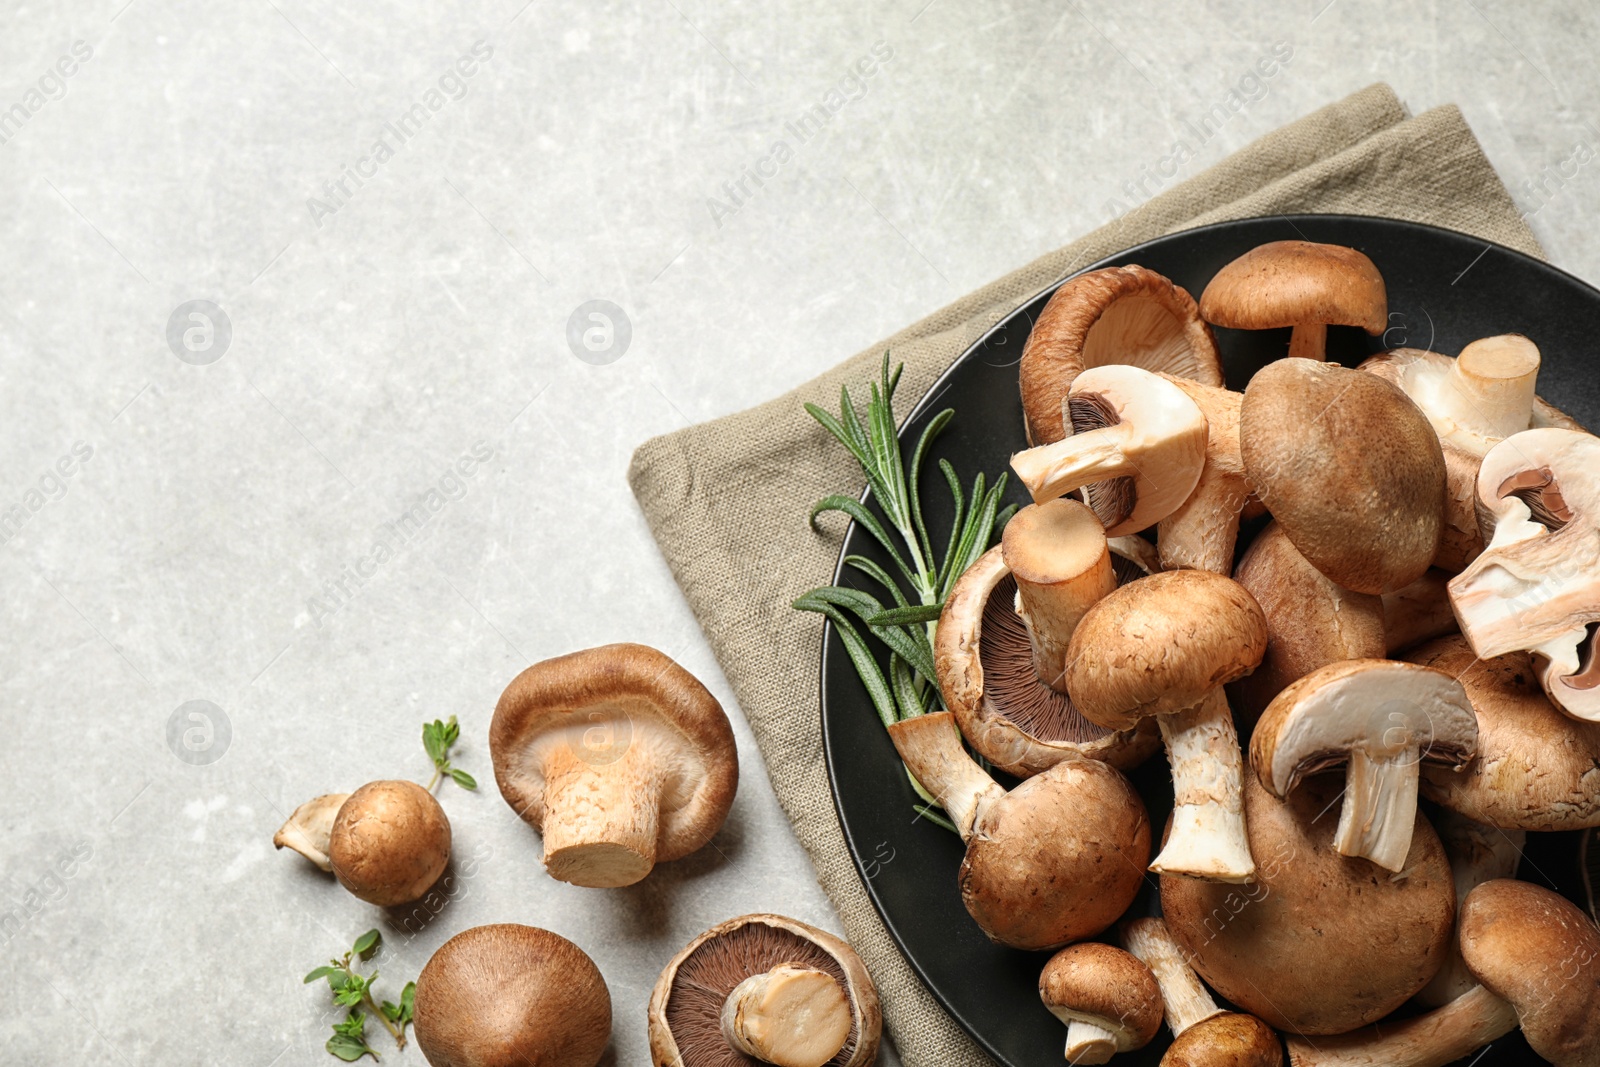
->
[1068, 392, 1136, 529]
[981, 574, 1114, 745]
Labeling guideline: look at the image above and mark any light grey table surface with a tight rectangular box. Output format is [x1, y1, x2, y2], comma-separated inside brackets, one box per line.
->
[2, 1, 1597, 1064]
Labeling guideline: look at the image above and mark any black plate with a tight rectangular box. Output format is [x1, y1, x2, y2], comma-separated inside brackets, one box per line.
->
[820, 215, 1600, 1066]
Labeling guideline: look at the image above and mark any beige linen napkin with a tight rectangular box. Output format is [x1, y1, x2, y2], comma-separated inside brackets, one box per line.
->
[628, 84, 1540, 1066]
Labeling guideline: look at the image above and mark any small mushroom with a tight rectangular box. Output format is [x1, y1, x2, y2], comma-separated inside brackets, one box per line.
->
[937, 540, 1160, 778]
[1010, 364, 1209, 536]
[1161, 772, 1455, 1035]
[648, 913, 881, 1067]
[887, 710, 1150, 950]
[1156, 377, 1252, 574]
[1120, 917, 1283, 1067]
[1020, 264, 1222, 446]
[1198, 239, 1386, 362]
[1407, 635, 1600, 831]
[1447, 428, 1600, 721]
[1240, 358, 1445, 594]
[1250, 659, 1478, 872]
[1415, 810, 1524, 1009]
[1066, 570, 1267, 882]
[1229, 521, 1385, 725]
[273, 792, 351, 872]
[490, 643, 738, 888]
[414, 923, 611, 1067]
[328, 780, 451, 907]
[1039, 942, 1163, 1065]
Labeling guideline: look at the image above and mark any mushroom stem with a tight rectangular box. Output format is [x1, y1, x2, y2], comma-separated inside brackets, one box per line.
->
[1287, 321, 1327, 361]
[1157, 466, 1251, 574]
[273, 793, 350, 872]
[1011, 422, 1139, 505]
[1444, 335, 1540, 448]
[885, 712, 1003, 840]
[1120, 917, 1223, 1037]
[1332, 748, 1421, 872]
[720, 964, 852, 1067]
[1283, 985, 1516, 1067]
[1001, 500, 1116, 691]
[1063, 1019, 1118, 1065]
[539, 745, 663, 888]
[1150, 690, 1256, 883]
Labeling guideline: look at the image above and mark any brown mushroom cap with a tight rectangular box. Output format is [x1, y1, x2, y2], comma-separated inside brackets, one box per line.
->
[1039, 942, 1163, 1063]
[1199, 240, 1387, 334]
[647, 913, 881, 1067]
[1021, 264, 1222, 446]
[1408, 635, 1600, 830]
[1240, 358, 1445, 594]
[1161, 772, 1454, 1035]
[1163, 1013, 1283, 1067]
[327, 780, 450, 907]
[414, 923, 611, 1067]
[1065, 569, 1268, 730]
[490, 643, 738, 888]
[1460, 879, 1600, 1067]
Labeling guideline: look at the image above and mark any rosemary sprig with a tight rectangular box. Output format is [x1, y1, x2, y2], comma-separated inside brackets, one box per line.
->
[795, 353, 1016, 831]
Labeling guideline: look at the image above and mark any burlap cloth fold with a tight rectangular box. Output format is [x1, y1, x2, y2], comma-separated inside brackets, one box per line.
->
[628, 84, 1541, 1066]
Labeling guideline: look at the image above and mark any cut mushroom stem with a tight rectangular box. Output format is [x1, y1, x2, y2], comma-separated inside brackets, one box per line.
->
[1447, 335, 1540, 445]
[886, 712, 1003, 839]
[1010, 365, 1208, 536]
[1002, 499, 1116, 691]
[1120, 917, 1223, 1036]
[1283, 985, 1516, 1067]
[1333, 749, 1422, 872]
[720, 964, 853, 1067]
[538, 742, 664, 887]
[1153, 690, 1255, 882]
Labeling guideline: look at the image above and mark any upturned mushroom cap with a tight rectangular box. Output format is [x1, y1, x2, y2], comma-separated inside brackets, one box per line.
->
[1199, 240, 1386, 362]
[1408, 635, 1600, 830]
[1164, 1014, 1283, 1067]
[936, 544, 1160, 777]
[1461, 879, 1600, 1067]
[1039, 942, 1163, 1064]
[1065, 570, 1268, 730]
[328, 780, 450, 907]
[1240, 358, 1445, 594]
[490, 643, 738, 887]
[414, 923, 611, 1067]
[274, 792, 351, 872]
[1161, 772, 1455, 1035]
[647, 913, 881, 1067]
[1020, 264, 1222, 446]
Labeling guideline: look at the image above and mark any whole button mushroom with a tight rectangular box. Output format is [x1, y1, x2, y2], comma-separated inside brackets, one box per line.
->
[1447, 427, 1600, 721]
[1120, 917, 1282, 1067]
[648, 913, 881, 1067]
[1198, 239, 1387, 362]
[1010, 364, 1209, 536]
[1038, 942, 1163, 1065]
[1161, 772, 1455, 1035]
[1249, 659, 1478, 872]
[1240, 358, 1446, 595]
[1065, 569, 1268, 883]
[328, 780, 452, 906]
[413, 924, 611, 1067]
[490, 643, 738, 888]
[887, 710, 1150, 950]
[1020, 264, 1222, 446]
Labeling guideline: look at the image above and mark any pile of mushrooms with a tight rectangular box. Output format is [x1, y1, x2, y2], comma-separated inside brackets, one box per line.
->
[940, 242, 1600, 1065]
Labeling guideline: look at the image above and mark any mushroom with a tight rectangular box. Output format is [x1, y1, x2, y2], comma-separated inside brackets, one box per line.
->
[648, 913, 881, 1067]
[1156, 377, 1252, 574]
[1381, 568, 1459, 655]
[1229, 521, 1385, 725]
[1020, 264, 1222, 446]
[1010, 364, 1209, 536]
[1249, 659, 1478, 872]
[1198, 239, 1386, 362]
[1003, 497, 1117, 691]
[1406, 635, 1600, 831]
[936, 540, 1160, 778]
[414, 923, 611, 1067]
[1446, 428, 1600, 721]
[1240, 357, 1445, 594]
[1119, 917, 1282, 1067]
[1065, 569, 1267, 882]
[886, 710, 1150, 950]
[1161, 771, 1455, 1035]
[1284, 879, 1600, 1067]
[1038, 942, 1163, 1065]
[490, 643, 738, 888]
[327, 780, 451, 907]
[273, 792, 351, 872]
[1416, 810, 1524, 1008]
